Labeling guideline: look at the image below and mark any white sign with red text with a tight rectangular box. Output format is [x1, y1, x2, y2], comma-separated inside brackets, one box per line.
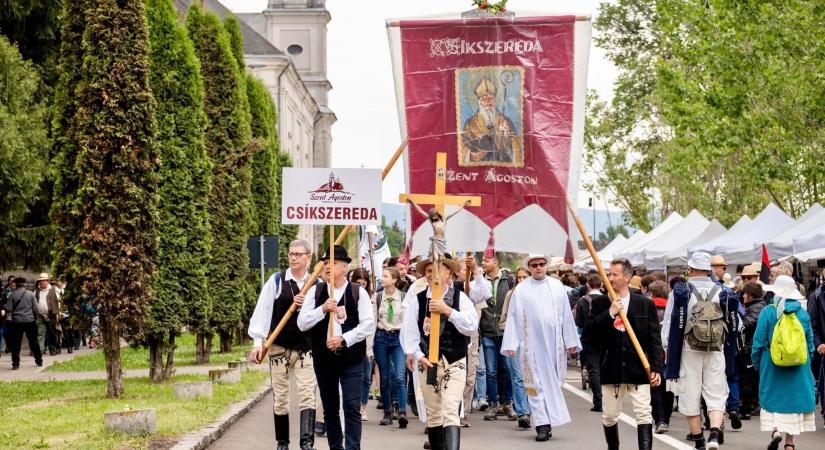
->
[281, 168, 382, 225]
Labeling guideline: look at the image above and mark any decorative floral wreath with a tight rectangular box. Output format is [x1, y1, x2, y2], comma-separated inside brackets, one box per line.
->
[472, 0, 508, 14]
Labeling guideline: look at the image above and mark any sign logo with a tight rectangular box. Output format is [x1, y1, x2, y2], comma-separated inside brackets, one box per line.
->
[309, 171, 353, 203]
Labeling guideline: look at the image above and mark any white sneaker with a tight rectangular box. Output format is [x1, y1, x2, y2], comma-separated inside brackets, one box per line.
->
[478, 399, 490, 411]
[471, 400, 479, 410]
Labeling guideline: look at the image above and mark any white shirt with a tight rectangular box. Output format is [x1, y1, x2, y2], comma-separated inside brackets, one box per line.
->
[298, 282, 375, 348]
[247, 267, 309, 347]
[400, 283, 480, 362]
[609, 292, 631, 319]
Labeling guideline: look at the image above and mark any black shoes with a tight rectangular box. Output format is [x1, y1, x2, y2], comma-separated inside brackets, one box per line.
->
[380, 411, 393, 426]
[398, 411, 409, 429]
[535, 424, 552, 441]
[729, 411, 742, 430]
[313, 420, 325, 437]
[707, 427, 721, 449]
[637, 423, 652, 450]
[274, 413, 289, 450]
[590, 404, 603, 412]
[603, 424, 619, 450]
[299, 409, 316, 450]
[517, 414, 531, 429]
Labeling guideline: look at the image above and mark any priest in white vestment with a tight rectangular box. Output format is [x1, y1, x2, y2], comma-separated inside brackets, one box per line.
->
[501, 254, 581, 442]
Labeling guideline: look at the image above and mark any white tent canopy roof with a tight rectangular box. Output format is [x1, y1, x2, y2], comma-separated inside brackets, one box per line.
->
[758, 204, 825, 261]
[641, 211, 719, 270]
[614, 212, 685, 266]
[572, 230, 644, 272]
[709, 203, 795, 265]
[656, 220, 728, 270]
[688, 214, 753, 257]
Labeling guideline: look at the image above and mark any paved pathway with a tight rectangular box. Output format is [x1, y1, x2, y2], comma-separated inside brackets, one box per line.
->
[209, 369, 824, 450]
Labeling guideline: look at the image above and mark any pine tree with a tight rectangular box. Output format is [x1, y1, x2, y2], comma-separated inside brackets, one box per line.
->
[276, 152, 299, 268]
[187, 5, 254, 360]
[144, 0, 211, 381]
[246, 75, 279, 237]
[73, 0, 157, 398]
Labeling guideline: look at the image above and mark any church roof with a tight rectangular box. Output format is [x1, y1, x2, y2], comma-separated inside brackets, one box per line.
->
[174, 0, 285, 56]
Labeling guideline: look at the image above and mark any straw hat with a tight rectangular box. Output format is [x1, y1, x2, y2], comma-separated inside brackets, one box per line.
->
[629, 275, 642, 290]
[521, 254, 549, 269]
[415, 256, 460, 276]
[710, 255, 727, 267]
[763, 275, 804, 300]
[740, 265, 759, 277]
[37, 272, 50, 282]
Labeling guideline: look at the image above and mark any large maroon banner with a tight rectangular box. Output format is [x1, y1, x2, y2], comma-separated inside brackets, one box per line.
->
[391, 16, 589, 260]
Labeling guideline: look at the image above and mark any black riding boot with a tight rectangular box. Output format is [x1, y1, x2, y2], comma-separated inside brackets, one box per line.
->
[603, 424, 620, 450]
[637, 423, 653, 450]
[299, 409, 316, 450]
[274, 414, 290, 450]
[535, 424, 552, 441]
[427, 425, 445, 450]
[444, 425, 460, 450]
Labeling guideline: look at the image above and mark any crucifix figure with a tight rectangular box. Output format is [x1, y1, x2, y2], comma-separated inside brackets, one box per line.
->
[406, 198, 471, 263]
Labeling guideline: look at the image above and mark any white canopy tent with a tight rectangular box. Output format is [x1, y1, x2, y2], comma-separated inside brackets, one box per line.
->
[654, 220, 727, 270]
[614, 212, 685, 266]
[689, 214, 753, 257]
[572, 230, 644, 272]
[793, 228, 825, 263]
[756, 204, 825, 261]
[641, 211, 723, 270]
[709, 203, 795, 265]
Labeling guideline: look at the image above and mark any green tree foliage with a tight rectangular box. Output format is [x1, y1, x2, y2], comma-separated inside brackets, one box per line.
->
[187, 5, 254, 358]
[587, 0, 825, 229]
[50, 0, 87, 321]
[598, 224, 630, 242]
[381, 218, 405, 256]
[0, 36, 48, 270]
[72, 0, 158, 398]
[276, 152, 298, 268]
[0, 0, 64, 86]
[247, 75, 279, 236]
[144, 0, 212, 381]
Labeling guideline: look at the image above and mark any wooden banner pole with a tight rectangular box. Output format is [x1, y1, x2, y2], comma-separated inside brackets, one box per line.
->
[328, 226, 335, 338]
[566, 201, 651, 380]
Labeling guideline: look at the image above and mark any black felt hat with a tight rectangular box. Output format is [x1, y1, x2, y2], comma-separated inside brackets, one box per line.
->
[320, 245, 351, 264]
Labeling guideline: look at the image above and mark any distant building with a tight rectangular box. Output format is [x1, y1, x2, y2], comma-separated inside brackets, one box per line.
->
[175, 0, 335, 253]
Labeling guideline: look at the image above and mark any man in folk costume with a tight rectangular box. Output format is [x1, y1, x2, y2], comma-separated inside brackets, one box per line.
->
[298, 245, 375, 450]
[586, 258, 663, 450]
[248, 239, 318, 450]
[501, 254, 581, 442]
[401, 257, 480, 450]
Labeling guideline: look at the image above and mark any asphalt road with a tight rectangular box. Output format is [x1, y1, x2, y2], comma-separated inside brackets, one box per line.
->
[209, 369, 824, 449]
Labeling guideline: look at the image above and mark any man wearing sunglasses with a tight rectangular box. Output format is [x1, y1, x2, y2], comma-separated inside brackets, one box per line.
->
[501, 254, 581, 442]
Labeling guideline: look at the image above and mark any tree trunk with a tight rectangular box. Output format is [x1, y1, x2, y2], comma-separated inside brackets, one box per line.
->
[148, 336, 161, 382]
[195, 331, 207, 364]
[161, 332, 175, 380]
[100, 318, 123, 398]
[220, 331, 232, 353]
[205, 333, 213, 362]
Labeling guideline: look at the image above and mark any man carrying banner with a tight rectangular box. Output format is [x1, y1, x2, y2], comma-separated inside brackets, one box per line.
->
[501, 254, 581, 442]
[401, 257, 479, 450]
[248, 239, 318, 450]
[298, 245, 375, 450]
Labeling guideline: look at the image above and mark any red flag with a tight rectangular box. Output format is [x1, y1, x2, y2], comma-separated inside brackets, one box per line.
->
[483, 232, 495, 259]
[398, 238, 412, 266]
[759, 244, 771, 284]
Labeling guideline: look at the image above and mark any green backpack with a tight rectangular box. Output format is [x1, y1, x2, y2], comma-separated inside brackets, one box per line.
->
[770, 308, 807, 367]
[685, 284, 727, 352]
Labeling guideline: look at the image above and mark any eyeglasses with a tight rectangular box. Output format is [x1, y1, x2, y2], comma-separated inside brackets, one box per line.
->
[529, 262, 546, 268]
[288, 252, 309, 258]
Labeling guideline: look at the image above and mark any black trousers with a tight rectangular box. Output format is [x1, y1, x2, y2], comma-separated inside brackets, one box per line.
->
[583, 347, 602, 406]
[738, 348, 760, 413]
[315, 358, 364, 450]
[9, 322, 42, 367]
[650, 381, 674, 425]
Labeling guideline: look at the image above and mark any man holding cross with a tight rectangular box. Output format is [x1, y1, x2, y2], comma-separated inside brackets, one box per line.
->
[401, 256, 479, 450]
[298, 245, 375, 450]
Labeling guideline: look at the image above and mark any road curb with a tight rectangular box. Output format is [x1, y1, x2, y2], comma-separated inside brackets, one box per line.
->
[171, 381, 272, 450]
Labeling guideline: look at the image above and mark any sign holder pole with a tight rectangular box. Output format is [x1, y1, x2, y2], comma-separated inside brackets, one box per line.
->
[258, 140, 408, 361]
[328, 225, 335, 339]
[366, 229, 377, 297]
[259, 235, 266, 287]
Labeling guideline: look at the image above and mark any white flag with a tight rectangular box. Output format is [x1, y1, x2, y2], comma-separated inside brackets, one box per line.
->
[359, 225, 392, 274]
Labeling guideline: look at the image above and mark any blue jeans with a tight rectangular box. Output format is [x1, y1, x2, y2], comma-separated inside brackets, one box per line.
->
[482, 336, 511, 406]
[373, 330, 408, 412]
[475, 343, 487, 401]
[360, 357, 372, 405]
[503, 350, 531, 416]
[316, 359, 364, 450]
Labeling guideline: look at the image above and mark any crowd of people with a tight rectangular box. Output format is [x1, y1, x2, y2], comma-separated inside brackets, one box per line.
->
[0, 273, 93, 370]
[244, 236, 824, 450]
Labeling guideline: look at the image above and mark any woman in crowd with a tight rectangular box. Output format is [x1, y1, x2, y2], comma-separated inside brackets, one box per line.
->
[349, 268, 375, 421]
[752, 275, 816, 450]
[372, 267, 409, 428]
[740, 281, 767, 419]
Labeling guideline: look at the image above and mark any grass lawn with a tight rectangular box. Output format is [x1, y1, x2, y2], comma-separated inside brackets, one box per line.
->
[48, 333, 248, 372]
[0, 370, 268, 449]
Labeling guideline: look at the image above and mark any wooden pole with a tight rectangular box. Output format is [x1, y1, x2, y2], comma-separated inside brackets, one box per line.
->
[328, 226, 335, 338]
[566, 201, 651, 380]
[465, 251, 472, 296]
[256, 140, 408, 362]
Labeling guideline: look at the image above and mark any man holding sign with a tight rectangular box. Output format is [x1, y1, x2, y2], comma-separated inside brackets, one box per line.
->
[298, 245, 375, 450]
[401, 257, 479, 450]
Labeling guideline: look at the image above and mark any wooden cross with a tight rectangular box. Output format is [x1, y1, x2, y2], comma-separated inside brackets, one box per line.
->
[399, 152, 481, 365]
